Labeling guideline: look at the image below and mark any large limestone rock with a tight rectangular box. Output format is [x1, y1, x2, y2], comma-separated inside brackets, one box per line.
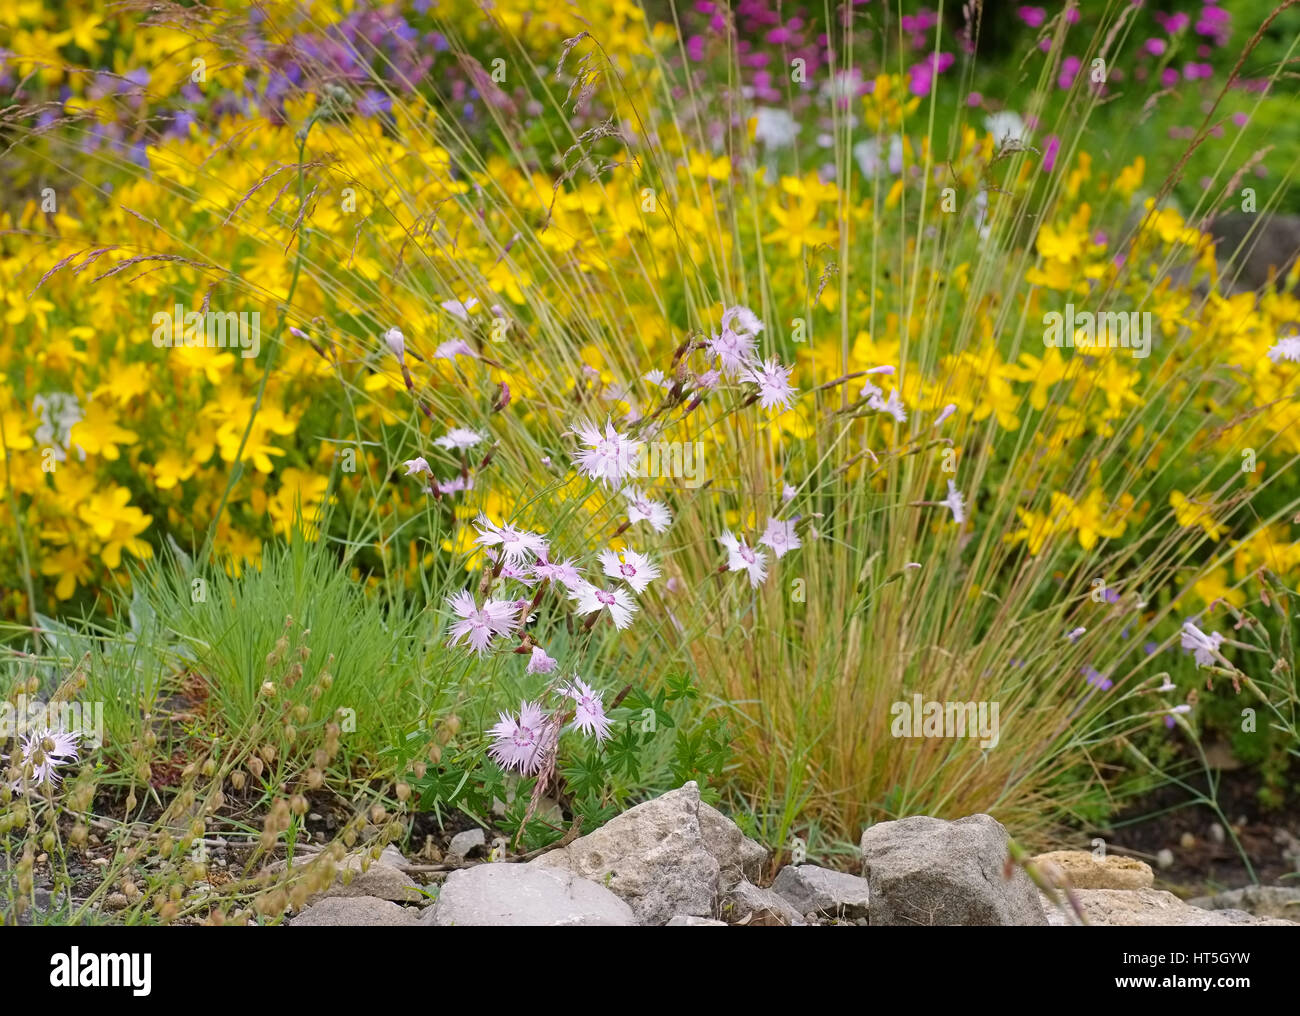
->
[1030, 850, 1154, 890]
[860, 814, 1046, 926]
[426, 863, 635, 926]
[529, 781, 764, 925]
[1043, 887, 1297, 926]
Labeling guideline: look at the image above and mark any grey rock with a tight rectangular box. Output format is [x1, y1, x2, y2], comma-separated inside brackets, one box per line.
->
[427, 863, 635, 926]
[721, 879, 807, 926]
[448, 828, 487, 859]
[698, 799, 767, 888]
[666, 914, 728, 926]
[1188, 886, 1300, 921]
[291, 896, 418, 926]
[860, 814, 1046, 926]
[1208, 213, 1300, 295]
[1043, 888, 1297, 927]
[529, 781, 721, 925]
[771, 864, 870, 920]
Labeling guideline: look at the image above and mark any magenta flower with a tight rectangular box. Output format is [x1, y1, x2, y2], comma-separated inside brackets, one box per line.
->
[599, 548, 661, 594]
[1058, 56, 1081, 90]
[446, 590, 519, 655]
[564, 679, 613, 742]
[1143, 38, 1166, 57]
[1042, 134, 1061, 172]
[487, 700, 549, 774]
[718, 530, 768, 588]
[1017, 5, 1046, 27]
[572, 419, 643, 486]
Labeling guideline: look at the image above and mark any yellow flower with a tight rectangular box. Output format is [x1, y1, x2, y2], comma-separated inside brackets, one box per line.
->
[69, 399, 138, 460]
[1170, 491, 1225, 541]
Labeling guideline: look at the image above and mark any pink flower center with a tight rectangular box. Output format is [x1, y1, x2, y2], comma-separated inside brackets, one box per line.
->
[512, 726, 537, 749]
[619, 563, 636, 578]
[740, 546, 756, 564]
[596, 589, 616, 606]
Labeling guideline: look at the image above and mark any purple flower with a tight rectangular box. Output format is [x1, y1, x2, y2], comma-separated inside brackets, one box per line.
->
[1042, 134, 1061, 171]
[1083, 666, 1113, 691]
[1018, 6, 1046, 27]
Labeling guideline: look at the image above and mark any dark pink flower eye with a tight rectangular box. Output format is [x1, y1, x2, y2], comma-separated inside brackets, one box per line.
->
[596, 589, 615, 606]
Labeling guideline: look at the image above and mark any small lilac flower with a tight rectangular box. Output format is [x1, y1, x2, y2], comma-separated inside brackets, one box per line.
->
[940, 481, 966, 525]
[623, 486, 673, 533]
[434, 339, 476, 360]
[564, 679, 613, 742]
[758, 517, 801, 558]
[599, 548, 661, 594]
[383, 326, 405, 360]
[435, 428, 484, 451]
[1267, 335, 1300, 364]
[572, 419, 643, 486]
[743, 358, 797, 411]
[1083, 666, 1113, 691]
[570, 581, 639, 629]
[6, 727, 81, 790]
[1067, 627, 1087, 642]
[718, 531, 768, 588]
[446, 590, 518, 655]
[487, 700, 548, 774]
[933, 403, 957, 428]
[526, 646, 558, 675]
[473, 514, 549, 566]
[441, 297, 479, 321]
[402, 456, 431, 476]
[1180, 621, 1223, 667]
[533, 555, 584, 591]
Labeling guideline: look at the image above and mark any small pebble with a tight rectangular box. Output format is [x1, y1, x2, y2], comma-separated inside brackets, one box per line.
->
[1208, 822, 1225, 845]
[1156, 848, 1175, 869]
[104, 893, 129, 911]
[1179, 831, 1196, 850]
